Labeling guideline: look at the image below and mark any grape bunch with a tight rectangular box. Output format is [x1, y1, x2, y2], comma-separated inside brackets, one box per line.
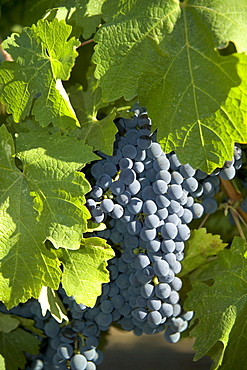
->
[1, 108, 244, 370]
[86, 110, 206, 342]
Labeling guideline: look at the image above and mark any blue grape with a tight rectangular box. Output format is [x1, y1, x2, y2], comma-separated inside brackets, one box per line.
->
[202, 198, 218, 214]
[153, 156, 170, 171]
[161, 223, 178, 239]
[179, 164, 196, 178]
[156, 170, 171, 183]
[70, 354, 87, 370]
[57, 343, 73, 359]
[133, 161, 145, 173]
[147, 297, 162, 311]
[100, 199, 114, 213]
[153, 179, 168, 194]
[170, 171, 183, 184]
[96, 174, 112, 189]
[100, 300, 114, 314]
[219, 166, 236, 180]
[116, 191, 131, 206]
[155, 283, 171, 299]
[144, 214, 160, 228]
[190, 203, 204, 219]
[127, 197, 143, 214]
[137, 136, 152, 149]
[140, 226, 156, 241]
[145, 239, 161, 252]
[96, 312, 113, 327]
[110, 204, 124, 219]
[134, 254, 150, 269]
[132, 307, 148, 321]
[156, 194, 170, 208]
[183, 177, 198, 193]
[122, 144, 137, 159]
[90, 185, 103, 199]
[167, 184, 183, 200]
[119, 157, 133, 169]
[164, 328, 180, 343]
[102, 162, 117, 176]
[169, 153, 181, 169]
[110, 180, 125, 195]
[120, 168, 136, 185]
[91, 161, 104, 178]
[127, 220, 142, 235]
[143, 200, 157, 215]
[147, 142, 162, 158]
[153, 260, 169, 278]
[140, 283, 154, 299]
[125, 128, 140, 145]
[147, 310, 162, 326]
[44, 320, 60, 337]
[176, 224, 190, 241]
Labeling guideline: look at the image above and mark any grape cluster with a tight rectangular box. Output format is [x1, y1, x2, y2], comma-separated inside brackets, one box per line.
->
[85, 109, 205, 343]
[0, 294, 103, 370]
[192, 144, 243, 214]
[0, 108, 244, 370]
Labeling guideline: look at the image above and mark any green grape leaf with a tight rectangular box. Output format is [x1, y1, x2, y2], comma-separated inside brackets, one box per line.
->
[93, 0, 247, 172]
[0, 328, 40, 370]
[61, 237, 115, 307]
[0, 355, 5, 370]
[0, 18, 80, 129]
[45, 0, 106, 38]
[68, 75, 118, 154]
[184, 237, 247, 370]
[16, 130, 97, 249]
[15, 316, 44, 337]
[0, 125, 97, 307]
[179, 228, 227, 277]
[0, 313, 19, 334]
[38, 286, 68, 323]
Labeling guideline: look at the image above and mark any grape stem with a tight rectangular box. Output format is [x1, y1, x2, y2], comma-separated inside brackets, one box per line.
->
[230, 209, 245, 239]
[76, 39, 94, 48]
[220, 178, 247, 221]
[198, 213, 210, 229]
[220, 178, 247, 238]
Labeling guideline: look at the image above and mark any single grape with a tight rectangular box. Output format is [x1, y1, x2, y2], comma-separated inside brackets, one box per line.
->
[202, 198, 218, 214]
[70, 354, 87, 370]
[144, 214, 160, 228]
[120, 168, 136, 185]
[153, 179, 168, 194]
[110, 180, 125, 195]
[100, 199, 114, 213]
[161, 223, 178, 239]
[122, 144, 137, 159]
[119, 157, 133, 169]
[127, 197, 143, 214]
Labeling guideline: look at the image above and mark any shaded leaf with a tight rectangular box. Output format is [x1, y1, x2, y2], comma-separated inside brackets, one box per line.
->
[68, 72, 118, 154]
[0, 313, 19, 334]
[45, 0, 106, 38]
[185, 237, 247, 370]
[0, 328, 40, 370]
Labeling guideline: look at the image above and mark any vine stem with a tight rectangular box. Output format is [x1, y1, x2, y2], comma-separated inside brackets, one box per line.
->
[198, 213, 210, 229]
[220, 178, 247, 223]
[76, 39, 94, 49]
[230, 209, 245, 239]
